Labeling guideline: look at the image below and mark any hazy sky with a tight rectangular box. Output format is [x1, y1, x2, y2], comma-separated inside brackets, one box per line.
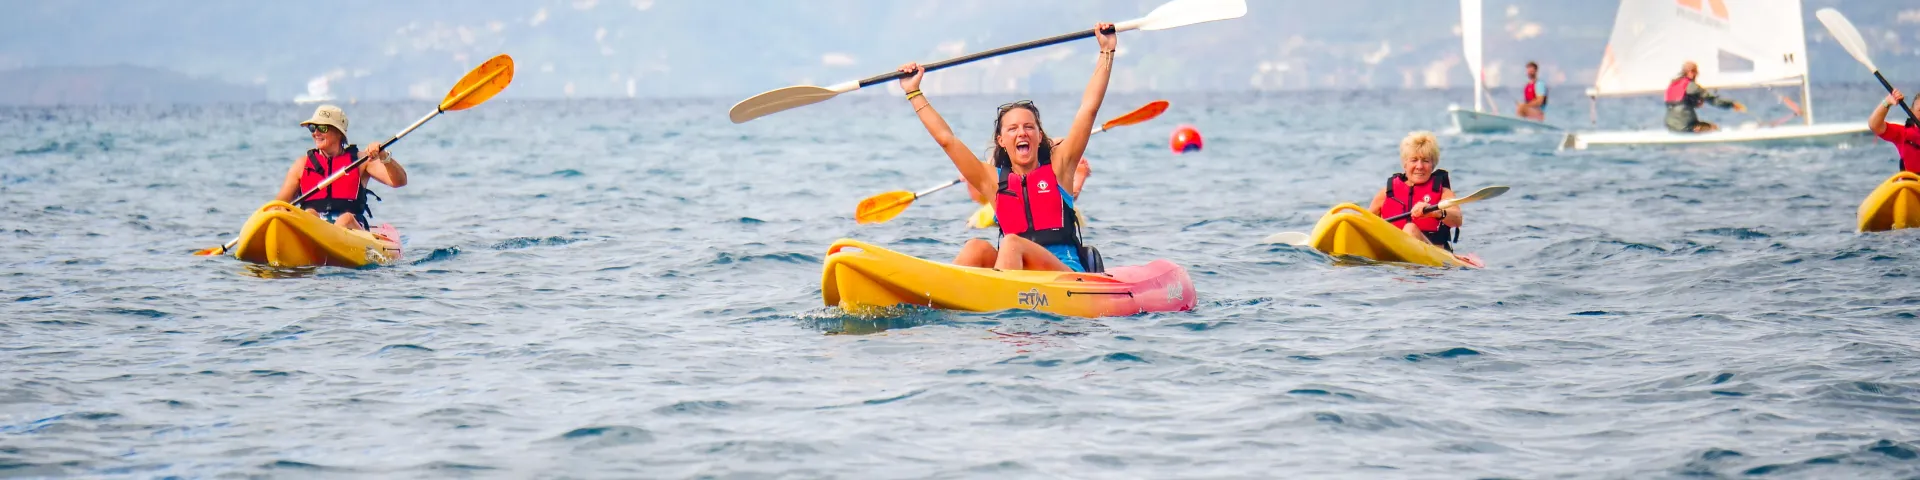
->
[1, 0, 1915, 102]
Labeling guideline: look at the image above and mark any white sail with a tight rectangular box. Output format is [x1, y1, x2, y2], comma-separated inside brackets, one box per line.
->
[1460, 0, 1484, 112]
[1591, 0, 1808, 97]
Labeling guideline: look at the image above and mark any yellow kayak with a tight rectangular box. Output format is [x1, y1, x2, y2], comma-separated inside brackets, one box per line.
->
[1858, 171, 1920, 232]
[821, 239, 1196, 318]
[227, 201, 401, 268]
[1308, 203, 1480, 268]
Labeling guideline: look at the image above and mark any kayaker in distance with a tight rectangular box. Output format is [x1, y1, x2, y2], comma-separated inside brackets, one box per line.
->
[898, 22, 1116, 272]
[1515, 61, 1547, 121]
[1867, 87, 1920, 173]
[277, 105, 407, 231]
[1665, 61, 1746, 133]
[1368, 131, 1463, 250]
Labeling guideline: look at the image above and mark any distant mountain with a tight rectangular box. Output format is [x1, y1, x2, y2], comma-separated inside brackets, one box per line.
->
[0, 66, 266, 105]
[0, 0, 1913, 102]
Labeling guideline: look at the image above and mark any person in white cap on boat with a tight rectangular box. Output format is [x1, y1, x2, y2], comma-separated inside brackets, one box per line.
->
[274, 105, 407, 231]
[1664, 61, 1746, 133]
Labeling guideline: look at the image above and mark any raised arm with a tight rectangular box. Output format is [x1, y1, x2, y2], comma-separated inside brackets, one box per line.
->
[1050, 23, 1116, 183]
[1871, 88, 1903, 135]
[900, 63, 995, 201]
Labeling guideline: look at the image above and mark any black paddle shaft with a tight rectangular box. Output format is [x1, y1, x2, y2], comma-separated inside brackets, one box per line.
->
[855, 26, 1117, 88]
[1875, 71, 1919, 123]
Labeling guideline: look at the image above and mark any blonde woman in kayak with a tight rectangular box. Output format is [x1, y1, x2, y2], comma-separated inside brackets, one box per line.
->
[275, 105, 407, 231]
[899, 22, 1116, 272]
[1367, 131, 1463, 250]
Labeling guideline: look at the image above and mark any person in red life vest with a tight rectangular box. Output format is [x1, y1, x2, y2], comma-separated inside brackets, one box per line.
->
[1368, 131, 1464, 250]
[274, 105, 408, 231]
[967, 142, 1090, 204]
[896, 23, 1116, 272]
[1664, 61, 1746, 133]
[1867, 87, 1920, 173]
[1514, 61, 1547, 121]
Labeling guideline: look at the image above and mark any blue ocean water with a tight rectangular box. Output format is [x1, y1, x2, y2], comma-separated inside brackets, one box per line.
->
[3, 85, 1920, 478]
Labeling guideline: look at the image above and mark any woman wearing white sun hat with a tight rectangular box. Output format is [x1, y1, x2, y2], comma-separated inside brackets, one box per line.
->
[274, 105, 408, 230]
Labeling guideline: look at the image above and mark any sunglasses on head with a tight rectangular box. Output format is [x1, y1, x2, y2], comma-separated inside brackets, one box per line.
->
[996, 100, 1035, 114]
[306, 124, 332, 134]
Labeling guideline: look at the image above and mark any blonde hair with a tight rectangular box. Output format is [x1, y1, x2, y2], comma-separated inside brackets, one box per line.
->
[1399, 131, 1440, 163]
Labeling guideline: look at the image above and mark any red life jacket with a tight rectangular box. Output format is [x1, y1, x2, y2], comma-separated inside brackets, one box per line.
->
[995, 156, 1081, 249]
[1380, 170, 1455, 249]
[1524, 81, 1545, 107]
[296, 145, 369, 219]
[1664, 77, 1692, 105]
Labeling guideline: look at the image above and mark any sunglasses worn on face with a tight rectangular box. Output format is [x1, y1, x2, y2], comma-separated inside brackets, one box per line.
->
[306, 124, 332, 134]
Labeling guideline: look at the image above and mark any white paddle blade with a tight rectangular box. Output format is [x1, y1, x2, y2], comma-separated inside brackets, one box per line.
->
[728, 81, 858, 124]
[1260, 231, 1310, 247]
[1815, 8, 1877, 72]
[1461, 185, 1509, 203]
[1119, 0, 1248, 32]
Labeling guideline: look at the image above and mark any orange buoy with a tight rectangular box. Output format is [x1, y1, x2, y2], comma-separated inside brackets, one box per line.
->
[1170, 124, 1202, 154]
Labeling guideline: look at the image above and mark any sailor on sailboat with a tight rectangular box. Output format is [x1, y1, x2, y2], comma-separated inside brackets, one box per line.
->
[1448, 0, 1558, 134]
[1561, 0, 1868, 150]
[1516, 62, 1548, 121]
[1665, 61, 1747, 132]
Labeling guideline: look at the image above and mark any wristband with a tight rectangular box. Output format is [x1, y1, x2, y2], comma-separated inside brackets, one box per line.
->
[905, 90, 923, 101]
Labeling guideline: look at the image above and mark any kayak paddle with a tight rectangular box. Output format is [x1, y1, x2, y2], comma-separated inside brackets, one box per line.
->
[855, 179, 961, 224]
[851, 100, 1170, 224]
[726, 0, 1245, 123]
[1260, 186, 1510, 247]
[194, 54, 516, 256]
[1382, 185, 1509, 223]
[1815, 8, 1917, 122]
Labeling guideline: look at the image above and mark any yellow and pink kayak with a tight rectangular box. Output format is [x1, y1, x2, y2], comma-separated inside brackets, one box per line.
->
[227, 201, 401, 268]
[1859, 171, 1920, 232]
[1308, 203, 1481, 268]
[821, 239, 1195, 318]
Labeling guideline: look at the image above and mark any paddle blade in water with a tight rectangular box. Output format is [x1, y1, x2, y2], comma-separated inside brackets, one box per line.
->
[441, 54, 515, 111]
[1260, 231, 1310, 247]
[730, 83, 856, 124]
[192, 246, 224, 256]
[1815, 9, 1876, 72]
[1125, 0, 1248, 31]
[1102, 100, 1170, 130]
[855, 191, 918, 224]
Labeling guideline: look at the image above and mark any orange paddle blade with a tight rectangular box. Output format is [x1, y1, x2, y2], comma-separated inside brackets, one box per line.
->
[192, 246, 224, 256]
[440, 54, 515, 111]
[1100, 100, 1170, 130]
[855, 191, 918, 224]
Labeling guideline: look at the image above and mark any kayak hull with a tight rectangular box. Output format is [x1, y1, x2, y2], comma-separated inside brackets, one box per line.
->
[1308, 203, 1476, 268]
[820, 239, 1196, 318]
[1859, 171, 1920, 233]
[228, 201, 401, 268]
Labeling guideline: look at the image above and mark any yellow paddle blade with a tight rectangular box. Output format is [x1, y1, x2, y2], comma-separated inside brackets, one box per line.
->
[440, 54, 515, 112]
[1101, 100, 1170, 130]
[968, 204, 996, 229]
[855, 191, 918, 224]
[191, 246, 224, 256]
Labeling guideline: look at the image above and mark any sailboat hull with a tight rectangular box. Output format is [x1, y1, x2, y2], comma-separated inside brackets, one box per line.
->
[1559, 123, 1871, 150]
[1450, 107, 1560, 133]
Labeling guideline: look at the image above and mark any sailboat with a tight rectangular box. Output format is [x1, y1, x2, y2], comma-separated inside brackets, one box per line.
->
[1449, 0, 1559, 133]
[293, 76, 335, 105]
[1561, 0, 1869, 150]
